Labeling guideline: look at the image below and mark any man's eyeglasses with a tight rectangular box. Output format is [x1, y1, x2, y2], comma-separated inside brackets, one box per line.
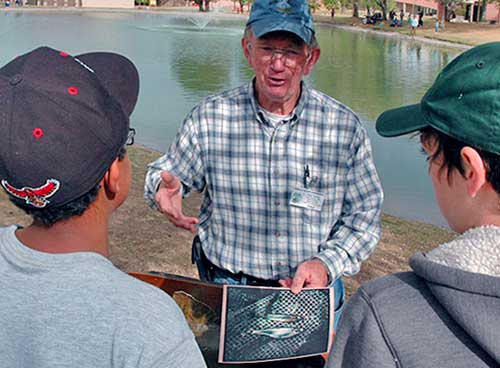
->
[248, 44, 309, 68]
[126, 128, 136, 146]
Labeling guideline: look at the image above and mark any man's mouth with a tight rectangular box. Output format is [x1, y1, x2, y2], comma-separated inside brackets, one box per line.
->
[267, 77, 286, 86]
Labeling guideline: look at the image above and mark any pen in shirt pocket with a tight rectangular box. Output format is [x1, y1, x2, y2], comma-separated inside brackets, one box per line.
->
[303, 164, 319, 188]
[303, 164, 310, 188]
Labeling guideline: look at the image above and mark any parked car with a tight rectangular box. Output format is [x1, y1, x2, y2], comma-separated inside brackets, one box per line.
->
[363, 12, 383, 25]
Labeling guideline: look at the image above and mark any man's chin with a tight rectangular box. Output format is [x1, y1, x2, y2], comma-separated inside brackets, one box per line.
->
[262, 87, 290, 102]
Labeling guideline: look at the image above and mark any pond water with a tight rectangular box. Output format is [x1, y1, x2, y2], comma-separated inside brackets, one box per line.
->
[0, 10, 461, 227]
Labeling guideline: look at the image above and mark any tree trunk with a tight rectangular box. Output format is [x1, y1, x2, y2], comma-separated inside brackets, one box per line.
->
[204, 0, 210, 11]
[352, 0, 359, 17]
[366, 5, 371, 16]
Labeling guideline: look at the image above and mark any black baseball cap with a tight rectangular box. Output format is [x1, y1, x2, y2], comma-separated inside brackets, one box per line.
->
[0, 46, 139, 209]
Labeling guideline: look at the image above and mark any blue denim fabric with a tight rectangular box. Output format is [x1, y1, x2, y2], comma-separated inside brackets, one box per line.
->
[332, 277, 345, 331]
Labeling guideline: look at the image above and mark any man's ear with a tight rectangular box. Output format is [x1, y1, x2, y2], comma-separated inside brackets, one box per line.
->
[461, 147, 487, 198]
[303, 47, 320, 76]
[102, 158, 121, 199]
[242, 36, 253, 67]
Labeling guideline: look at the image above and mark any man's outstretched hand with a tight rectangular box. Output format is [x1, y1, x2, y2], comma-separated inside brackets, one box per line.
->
[155, 171, 199, 234]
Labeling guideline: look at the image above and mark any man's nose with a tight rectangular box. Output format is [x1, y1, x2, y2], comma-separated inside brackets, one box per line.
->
[269, 52, 286, 70]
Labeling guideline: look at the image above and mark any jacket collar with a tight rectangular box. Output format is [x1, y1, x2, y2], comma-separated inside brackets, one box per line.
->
[426, 225, 500, 277]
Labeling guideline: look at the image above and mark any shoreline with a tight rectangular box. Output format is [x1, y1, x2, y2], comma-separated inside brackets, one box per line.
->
[318, 22, 471, 50]
[1, 6, 485, 50]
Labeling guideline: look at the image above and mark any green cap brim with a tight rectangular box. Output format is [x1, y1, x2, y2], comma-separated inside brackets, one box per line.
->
[376, 103, 429, 137]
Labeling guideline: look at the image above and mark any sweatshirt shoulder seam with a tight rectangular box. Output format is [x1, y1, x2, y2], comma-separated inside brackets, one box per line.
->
[358, 287, 403, 368]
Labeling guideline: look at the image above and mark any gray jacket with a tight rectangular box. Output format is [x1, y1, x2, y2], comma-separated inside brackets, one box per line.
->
[327, 226, 500, 368]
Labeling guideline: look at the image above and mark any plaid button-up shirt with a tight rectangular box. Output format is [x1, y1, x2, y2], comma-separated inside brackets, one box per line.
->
[145, 81, 383, 283]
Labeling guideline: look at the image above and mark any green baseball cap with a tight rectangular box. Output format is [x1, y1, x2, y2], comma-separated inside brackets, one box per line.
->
[246, 0, 315, 45]
[376, 42, 500, 154]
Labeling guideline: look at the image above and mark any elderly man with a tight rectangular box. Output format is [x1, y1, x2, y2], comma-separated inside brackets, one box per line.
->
[145, 0, 383, 333]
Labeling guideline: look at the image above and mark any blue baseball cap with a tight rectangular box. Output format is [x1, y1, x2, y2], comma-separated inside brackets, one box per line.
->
[246, 0, 315, 45]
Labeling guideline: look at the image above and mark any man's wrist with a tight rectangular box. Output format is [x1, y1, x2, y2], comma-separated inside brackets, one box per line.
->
[312, 256, 335, 286]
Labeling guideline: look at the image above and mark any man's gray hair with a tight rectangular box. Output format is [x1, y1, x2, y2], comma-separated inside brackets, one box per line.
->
[243, 25, 319, 49]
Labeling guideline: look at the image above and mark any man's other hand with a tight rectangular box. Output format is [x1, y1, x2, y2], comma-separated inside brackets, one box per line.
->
[279, 259, 329, 294]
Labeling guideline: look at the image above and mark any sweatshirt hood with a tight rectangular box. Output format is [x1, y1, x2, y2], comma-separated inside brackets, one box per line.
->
[410, 226, 500, 363]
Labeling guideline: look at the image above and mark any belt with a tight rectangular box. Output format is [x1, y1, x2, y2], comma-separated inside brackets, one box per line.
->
[192, 235, 281, 287]
[208, 259, 281, 287]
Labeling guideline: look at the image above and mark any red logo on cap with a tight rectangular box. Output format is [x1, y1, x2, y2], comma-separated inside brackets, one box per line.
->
[33, 128, 44, 139]
[1, 179, 61, 208]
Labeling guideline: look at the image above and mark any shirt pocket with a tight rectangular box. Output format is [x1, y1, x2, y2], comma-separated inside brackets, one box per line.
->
[299, 161, 344, 226]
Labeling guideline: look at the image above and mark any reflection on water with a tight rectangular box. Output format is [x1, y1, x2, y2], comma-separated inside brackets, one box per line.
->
[0, 10, 460, 227]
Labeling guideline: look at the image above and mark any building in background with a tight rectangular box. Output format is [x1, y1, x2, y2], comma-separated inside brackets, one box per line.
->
[81, 0, 134, 7]
[23, 0, 134, 7]
[395, 0, 499, 22]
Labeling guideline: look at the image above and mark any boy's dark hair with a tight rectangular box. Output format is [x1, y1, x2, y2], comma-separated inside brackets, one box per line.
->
[14, 147, 127, 227]
[420, 127, 500, 197]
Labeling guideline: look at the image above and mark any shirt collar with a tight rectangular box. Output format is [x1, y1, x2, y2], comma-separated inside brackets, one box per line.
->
[247, 78, 309, 127]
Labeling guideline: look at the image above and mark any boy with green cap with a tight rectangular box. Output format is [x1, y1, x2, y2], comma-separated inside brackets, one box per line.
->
[327, 42, 500, 367]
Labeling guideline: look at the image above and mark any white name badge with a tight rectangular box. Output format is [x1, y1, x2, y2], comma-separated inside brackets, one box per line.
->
[289, 188, 325, 211]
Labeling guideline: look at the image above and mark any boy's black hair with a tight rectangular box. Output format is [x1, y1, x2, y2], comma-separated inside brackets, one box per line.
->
[420, 127, 500, 196]
[13, 147, 127, 227]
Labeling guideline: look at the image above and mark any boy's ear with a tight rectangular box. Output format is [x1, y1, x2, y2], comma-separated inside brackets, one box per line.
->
[461, 147, 487, 198]
[102, 158, 121, 198]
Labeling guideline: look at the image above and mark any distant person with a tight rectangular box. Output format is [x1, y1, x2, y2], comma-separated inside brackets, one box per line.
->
[410, 15, 418, 36]
[399, 9, 404, 25]
[331, 7, 335, 19]
[440, 18, 446, 31]
[435, 18, 440, 32]
[0, 46, 207, 368]
[418, 10, 424, 26]
[327, 41, 500, 368]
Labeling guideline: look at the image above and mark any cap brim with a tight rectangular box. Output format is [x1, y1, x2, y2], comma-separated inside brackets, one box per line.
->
[376, 103, 429, 137]
[250, 19, 312, 44]
[76, 52, 139, 117]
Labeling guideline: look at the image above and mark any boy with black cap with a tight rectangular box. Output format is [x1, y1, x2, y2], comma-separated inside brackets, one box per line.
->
[327, 42, 500, 367]
[0, 47, 206, 368]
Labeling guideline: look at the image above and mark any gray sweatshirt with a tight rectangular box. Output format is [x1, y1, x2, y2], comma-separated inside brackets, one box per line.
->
[327, 225, 500, 368]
